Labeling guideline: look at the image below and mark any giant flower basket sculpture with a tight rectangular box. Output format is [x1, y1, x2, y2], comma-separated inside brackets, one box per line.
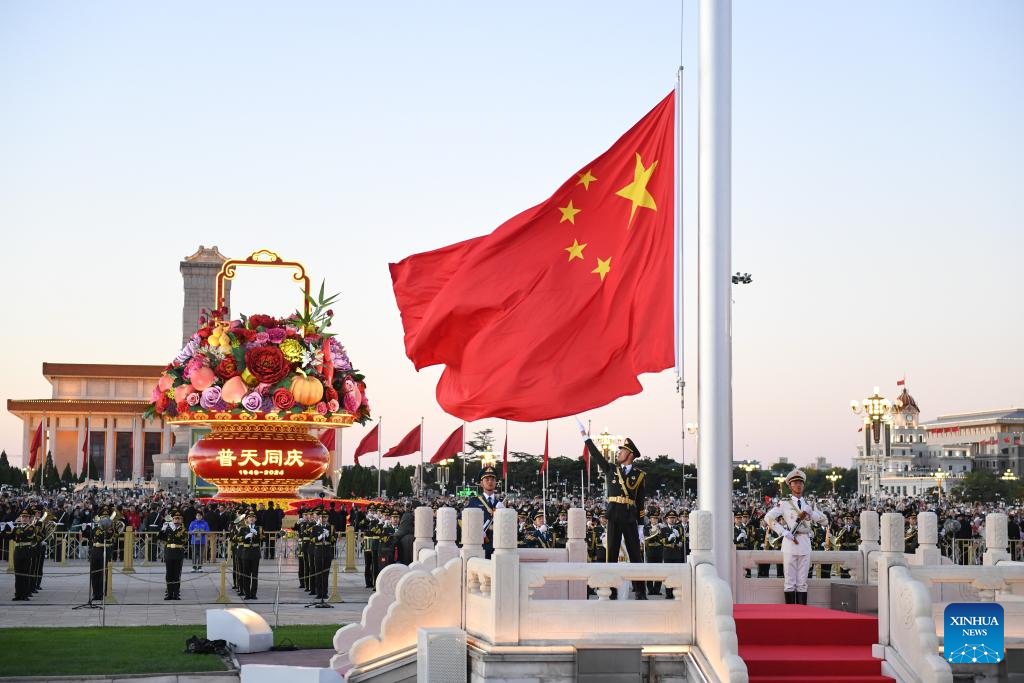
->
[145, 250, 370, 501]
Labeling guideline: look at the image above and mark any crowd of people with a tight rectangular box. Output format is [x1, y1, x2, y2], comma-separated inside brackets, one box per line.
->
[3, 451, 1023, 604]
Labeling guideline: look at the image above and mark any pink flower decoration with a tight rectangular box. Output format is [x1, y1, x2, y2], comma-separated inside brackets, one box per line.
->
[315, 401, 328, 415]
[327, 399, 339, 413]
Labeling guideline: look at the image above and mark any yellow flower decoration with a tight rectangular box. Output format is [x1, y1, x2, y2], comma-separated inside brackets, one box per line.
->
[280, 339, 304, 363]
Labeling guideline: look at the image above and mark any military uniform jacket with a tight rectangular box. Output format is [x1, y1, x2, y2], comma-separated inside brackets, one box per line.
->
[465, 494, 503, 544]
[661, 524, 685, 561]
[834, 524, 860, 550]
[584, 438, 646, 524]
[765, 496, 827, 557]
[235, 524, 263, 548]
[158, 525, 189, 549]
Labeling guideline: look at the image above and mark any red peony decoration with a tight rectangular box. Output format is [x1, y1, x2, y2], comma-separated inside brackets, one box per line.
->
[245, 346, 291, 384]
[214, 357, 240, 380]
[247, 314, 278, 330]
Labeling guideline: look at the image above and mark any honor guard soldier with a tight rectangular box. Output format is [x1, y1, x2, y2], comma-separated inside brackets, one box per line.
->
[465, 465, 503, 558]
[361, 508, 385, 589]
[661, 510, 686, 599]
[644, 509, 665, 596]
[586, 515, 604, 562]
[764, 469, 827, 604]
[579, 422, 648, 599]
[522, 511, 551, 548]
[85, 507, 120, 603]
[299, 509, 316, 594]
[158, 510, 188, 600]
[235, 510, 262, 600]
[311, 507, 334, 606]
[31, 508, 46, 594]
[551, 509, 569, 549]
[229, 510, 243, 594]
[12, 509, 34, 601]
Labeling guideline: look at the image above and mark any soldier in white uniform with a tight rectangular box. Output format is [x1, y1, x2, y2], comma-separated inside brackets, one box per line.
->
[764, 468, 827, 605]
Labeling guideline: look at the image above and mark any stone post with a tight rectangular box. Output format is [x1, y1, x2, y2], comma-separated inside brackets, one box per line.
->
[412, 506, 435, 562]
[859, 510, 881, 584]
[460, 508, 484, 561]
[914, 511, 941, 566]
[687, 510, 715, 567]
[344, 526, 357, 572]
[984, 512, 1010, 566]
[491, 508, 520, 645]
[121, 527, 135, 573]
[436, 507, 459, 565]
[877, 513, 908, 647]
[566, 508, 587, 599]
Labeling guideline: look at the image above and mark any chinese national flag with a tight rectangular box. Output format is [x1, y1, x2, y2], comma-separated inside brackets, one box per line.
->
[81, 430, 90, 475]
[390, 92, 676, 421]
[430, 424, 464, 465]
[318, 428, 336, 451]
[354, 423, 379, 463]
[384, 424, 422, 458]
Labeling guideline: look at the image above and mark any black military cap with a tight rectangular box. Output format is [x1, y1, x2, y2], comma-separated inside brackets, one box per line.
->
[479, 465, 497, 482]
[622, 437, 640, 459]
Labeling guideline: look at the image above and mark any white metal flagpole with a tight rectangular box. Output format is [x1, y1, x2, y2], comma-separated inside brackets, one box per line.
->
[697, 0, 735, 580]
[419, 416, 424, 497]
[377, 417, 382, 498]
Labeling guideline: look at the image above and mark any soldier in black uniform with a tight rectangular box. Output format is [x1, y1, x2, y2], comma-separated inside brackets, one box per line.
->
[30, 508, 44, 594]
[360, 507, 385, 589]
[235, 510, 262, 600]
[644, 509, 665, 595]
[296, 508, 311, 591]
[661, 510, 686, 599]
[522, 511, 551, 548]
[12, 509, 34, 601]
[85, 507, 119, 603]
[159, 510, 188, 600]
[580, 426, 648, 599]
[311, 507, 334, 606]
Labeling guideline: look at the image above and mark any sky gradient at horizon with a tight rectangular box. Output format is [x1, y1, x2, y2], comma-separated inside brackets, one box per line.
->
[1, 1, 1021, 470]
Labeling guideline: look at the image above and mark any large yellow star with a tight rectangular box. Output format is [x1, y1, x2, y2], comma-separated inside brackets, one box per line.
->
[592, 257, 611, 282]
[615, 153, 659, 228]
[564, 239, 586, 262]
[577, 169, 597, 190]
[558, 200, 581, 224]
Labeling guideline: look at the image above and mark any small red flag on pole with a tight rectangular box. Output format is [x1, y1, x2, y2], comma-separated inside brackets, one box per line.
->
[431, 424, 464, 465]
[28, 422, 42, 470]
[384, 424, 422, 458]
[540, 423, 549, 475]
[354, 423, 380, 464]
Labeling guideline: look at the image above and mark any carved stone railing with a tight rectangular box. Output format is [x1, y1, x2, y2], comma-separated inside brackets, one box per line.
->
[690, 510, 748, 683]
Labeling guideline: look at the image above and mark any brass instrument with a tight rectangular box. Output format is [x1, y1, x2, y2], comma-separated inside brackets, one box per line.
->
[109, 510, 127, 534]
[39, 511, 58, 541]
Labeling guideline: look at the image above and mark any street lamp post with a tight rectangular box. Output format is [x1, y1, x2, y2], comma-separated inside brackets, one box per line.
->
[933, 469, 948, 499]
[593, 428, 623, 500]
[740, 461, 757, 497]
[1001, 469, 1017, 482]
[851, 386, 896, 502]
[826, 471, 841, 496]
[773, 475, 786, 498]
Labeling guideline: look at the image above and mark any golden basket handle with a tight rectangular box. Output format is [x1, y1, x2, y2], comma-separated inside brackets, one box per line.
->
[215, 249, 310, 320]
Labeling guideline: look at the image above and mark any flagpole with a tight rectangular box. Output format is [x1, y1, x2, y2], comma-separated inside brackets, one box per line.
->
[377, 417, 382, 498]
[461, 421, 466, 488]
[697, 0, 735, 580]
[419, 416, 425, 497]
[675, 60, 688, 499]
[85, 415, 91, 481]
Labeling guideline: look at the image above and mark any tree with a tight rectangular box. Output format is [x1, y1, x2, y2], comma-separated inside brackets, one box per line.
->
[951, 471, 1021, 503]
[42, 452, 60, 490]
[60, 463, 75, 486]
[465, 429, 494, 456]
[388, 466, 413, 496]
[0, 450, 10, 485]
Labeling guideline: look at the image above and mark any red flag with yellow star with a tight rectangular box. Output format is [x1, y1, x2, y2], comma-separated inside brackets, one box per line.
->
[390, 92, 675, 421]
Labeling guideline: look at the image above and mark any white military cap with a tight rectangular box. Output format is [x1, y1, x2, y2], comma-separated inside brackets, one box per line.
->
[784, 468, 806, 484]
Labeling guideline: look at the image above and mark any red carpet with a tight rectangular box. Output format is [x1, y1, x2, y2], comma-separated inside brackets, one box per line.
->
[734, 604, 894, 683]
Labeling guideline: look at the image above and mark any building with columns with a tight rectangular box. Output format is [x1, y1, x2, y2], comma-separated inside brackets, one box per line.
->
[8, 364, 168, 481]
[854, 383, 1023, 498]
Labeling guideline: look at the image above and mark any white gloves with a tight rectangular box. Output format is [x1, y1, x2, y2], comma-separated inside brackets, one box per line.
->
[783, 531, 794, 542]
[575, 417, 588, 440]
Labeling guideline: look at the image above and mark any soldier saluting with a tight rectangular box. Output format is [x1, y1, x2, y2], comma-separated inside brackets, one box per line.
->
[578, 421, 648, 600]
[158, 510, 188, 600]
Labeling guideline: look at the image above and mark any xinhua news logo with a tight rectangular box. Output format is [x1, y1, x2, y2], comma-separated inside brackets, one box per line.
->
[944, 603, 1004, 664]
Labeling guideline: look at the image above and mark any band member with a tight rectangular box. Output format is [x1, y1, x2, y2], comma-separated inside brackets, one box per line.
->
[30, 508, 44, 593]
[764, 469, 827, 605]
[522, 511, 551, 548]
[299, 508, 315, 593]
[465, 465, 503, 557]
[580, 423, 647, 599]
[12, 509, 34, 601]
[85, 507, 120, 603]
[360, 507, 385, 589]
[551, 509, 569, 549]
[158, 510, 188, 600]
[235, 510, 262, 600]
[661, 510, 686, 599]
[644, 509, 665, 595]
[311, 507, 334, 605]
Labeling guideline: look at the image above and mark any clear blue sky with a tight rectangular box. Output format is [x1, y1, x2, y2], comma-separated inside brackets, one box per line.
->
[1, 1, 1021, 469]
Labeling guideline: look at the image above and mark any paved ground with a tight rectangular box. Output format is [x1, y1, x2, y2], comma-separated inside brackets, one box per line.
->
[0, 556, 373, 628]
[1, 677, 238, 683]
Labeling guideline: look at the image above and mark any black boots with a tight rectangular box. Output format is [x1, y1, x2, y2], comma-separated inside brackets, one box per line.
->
[784, 591, 796, 604]
[784, 591, 808, 604]
[796, 592, 807, 605]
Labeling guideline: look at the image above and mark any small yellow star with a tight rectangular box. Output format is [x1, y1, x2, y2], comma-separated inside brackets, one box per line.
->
[577, 169, 597, 190]
[592, 257, 611, 282]
[558, 200, 581, 224]
[615, 153, 659, 228]
[564, 239, 587, 262]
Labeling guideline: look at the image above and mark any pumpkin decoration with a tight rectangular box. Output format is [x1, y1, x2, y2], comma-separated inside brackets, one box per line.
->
[290, 371, 324, 406]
